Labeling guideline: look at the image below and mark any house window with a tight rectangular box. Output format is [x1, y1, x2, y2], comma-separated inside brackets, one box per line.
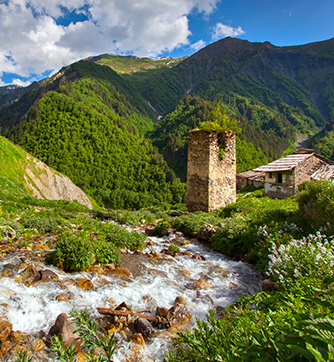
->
[277, 173, 283, 183]
[269, 172, 273, 179]
[286, 174, 291, 181]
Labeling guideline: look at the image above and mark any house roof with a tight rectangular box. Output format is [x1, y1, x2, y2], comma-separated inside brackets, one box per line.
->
[237, 170, 265, 181]
[311, 164, 334, 180]
[253, 153, 315, 172]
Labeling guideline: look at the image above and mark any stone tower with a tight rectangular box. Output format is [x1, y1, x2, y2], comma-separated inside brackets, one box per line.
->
[186, 130, 236, 212]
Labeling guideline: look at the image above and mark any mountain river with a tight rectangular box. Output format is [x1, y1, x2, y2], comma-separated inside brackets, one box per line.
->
[0, 223, 262, 361]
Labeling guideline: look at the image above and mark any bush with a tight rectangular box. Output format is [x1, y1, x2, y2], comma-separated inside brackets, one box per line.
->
[298, 180, 334, 234]
[170, 212, 218, 236]
[48, 230, 95, 271]
[104, 223, 146, 251]
[20, 216, 62, 234]
[94, 237, 120, 266]
[267, 231, 334, 289]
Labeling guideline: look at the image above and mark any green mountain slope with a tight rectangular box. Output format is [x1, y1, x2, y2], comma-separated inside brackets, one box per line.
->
[149, 95, 272, 179]
[3, 61, 184, 208]
[1, 37, 334, 207]
[124, 37, 334, 167]
[0, 136, 94, 208]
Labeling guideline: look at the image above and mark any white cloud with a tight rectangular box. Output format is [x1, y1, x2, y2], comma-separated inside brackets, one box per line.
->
[191, 39, 206, 51]
[11, 78, 33, 87]
[0, 0, 221, 84]
[211, 22, 245, 40]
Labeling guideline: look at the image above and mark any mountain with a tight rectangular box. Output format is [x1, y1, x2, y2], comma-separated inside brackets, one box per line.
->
[0, 80, 47, 109]
[1, 61, 185, 208]
[129, 37, 334, 177]
[0, 136, 93, 208]
[1, 37, 334, 205]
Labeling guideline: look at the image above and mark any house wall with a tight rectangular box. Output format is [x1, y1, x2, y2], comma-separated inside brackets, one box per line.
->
[264, 155, 330, 198]
[294, 155, 328, 190]
[186, 130, 236, 212]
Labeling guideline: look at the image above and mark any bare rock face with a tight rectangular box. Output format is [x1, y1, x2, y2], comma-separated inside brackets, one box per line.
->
[24, 154, 92, 209]
[49, 313, 81, 351]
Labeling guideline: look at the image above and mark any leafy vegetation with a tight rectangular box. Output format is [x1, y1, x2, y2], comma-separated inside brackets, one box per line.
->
[5, 62, 186, 209]
[50, 309, 117, 361]
[166, 180, 334, 362]
[149, 96, 272, 178]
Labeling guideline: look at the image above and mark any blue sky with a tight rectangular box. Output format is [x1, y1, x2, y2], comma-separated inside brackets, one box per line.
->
[0, 0, 333, 86]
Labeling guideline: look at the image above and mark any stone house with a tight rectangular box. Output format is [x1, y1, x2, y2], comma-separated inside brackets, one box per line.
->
[253, 149, 334, 199]
[236, 170, 265, 189]
[186, 130, 236, 212]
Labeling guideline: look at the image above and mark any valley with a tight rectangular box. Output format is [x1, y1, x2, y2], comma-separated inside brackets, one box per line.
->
[0, 36, 334, 361]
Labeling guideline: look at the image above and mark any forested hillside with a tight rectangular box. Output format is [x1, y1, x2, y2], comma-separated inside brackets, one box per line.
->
[4, 61, 185, 208]
[149, 96, 271, 178]
[122, 37, 334, 165]
[1, 37, 334, 209]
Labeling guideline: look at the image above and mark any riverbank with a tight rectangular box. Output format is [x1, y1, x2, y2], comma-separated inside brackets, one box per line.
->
[0, 221, 261, 361]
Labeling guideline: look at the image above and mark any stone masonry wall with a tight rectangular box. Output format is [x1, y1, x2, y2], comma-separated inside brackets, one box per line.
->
[186, 130, 236, 212]
[294, 155, 329, 191]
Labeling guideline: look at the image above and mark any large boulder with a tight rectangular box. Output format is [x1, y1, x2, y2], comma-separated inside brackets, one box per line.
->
[48, 313, 81, 351]
[135, 318, 154, 337]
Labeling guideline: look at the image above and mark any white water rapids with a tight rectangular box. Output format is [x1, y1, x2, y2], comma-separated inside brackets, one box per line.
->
[0, 227, 262, 361]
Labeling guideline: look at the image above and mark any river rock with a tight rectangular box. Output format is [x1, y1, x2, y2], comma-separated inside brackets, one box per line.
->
[145, 238, 154, 246]
[10, 331, 21, 341]
[135, 318, 154, 337]
[198, 224, 217, 243]
[166, 304, 192, 329]
[1, 340, 12, 354]
[19, 264, 41, 286]
[31, 338, 45, 352]
[262, 279, 279, 292]
[89, 265, 104, 274]
[0, 321, 12, 342]
[49, 313, 81, 351]
[145, 226, 157, 236]
[130, 333, 146, 346]
[77, 278, 94, 291]
[104, 263, 116, 271]
[156, 307, 168, 318]
[195, 278, 212, 289]
[173, 296, 187, 306]
[56, 294, 69, 302]
[39, 269, 59, 282]
[112, 267, 134, 278]
[161, 226, 176, 236]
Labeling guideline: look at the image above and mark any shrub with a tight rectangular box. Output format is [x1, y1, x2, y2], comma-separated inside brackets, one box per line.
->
[104, 223, 145, 251]
[94, 237, 120, 266]
[298, 180, 334, 234]
[168, 243, 180, 252]
[170, 212, 218, 236]
[267, 232, 334, 289]
[48, 230, 95, 271]
[20, 216, 62, 234]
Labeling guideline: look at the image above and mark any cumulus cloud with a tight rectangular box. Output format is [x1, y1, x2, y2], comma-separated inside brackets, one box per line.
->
[0, 0, 221, 84]
[190, 39, 206, 51]
[211, 22, 245, 40]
